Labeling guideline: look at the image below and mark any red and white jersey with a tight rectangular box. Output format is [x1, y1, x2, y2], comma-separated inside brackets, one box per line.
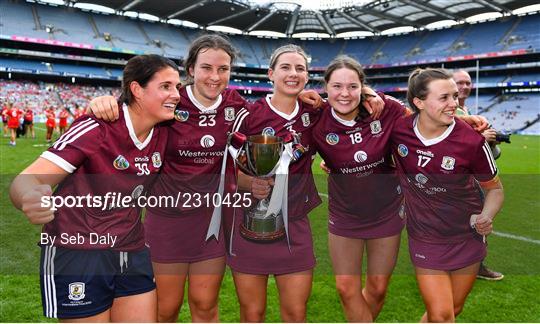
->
[58, 110, 69, 126]
[234, 95, 322, 220]
[41, 104, 168, 251]
[45, 109, 56, 127]
[391, 115, 499, 243]
[149, 86, 247, 215]
[6, 107, 23, 128]
[313, 94, 406, 219]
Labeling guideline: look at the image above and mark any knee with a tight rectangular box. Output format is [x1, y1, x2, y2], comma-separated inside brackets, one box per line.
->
[427, 310, 455, 323]
[365, 278, 388, 303]
[335, 278, 360, 302]
[281, 304, 307, 323]
[241, 306, 266, 323]
[189, 297, 218, 319]
[157, 298, 183, 322]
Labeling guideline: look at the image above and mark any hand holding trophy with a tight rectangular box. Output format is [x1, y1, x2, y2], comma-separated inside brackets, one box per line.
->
[229, 132, 304, 242]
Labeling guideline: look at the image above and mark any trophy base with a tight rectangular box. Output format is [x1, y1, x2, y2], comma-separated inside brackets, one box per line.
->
[239, 224, 285, 242]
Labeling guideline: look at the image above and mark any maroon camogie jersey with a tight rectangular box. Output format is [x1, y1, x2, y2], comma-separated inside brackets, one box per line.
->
[313, 94, 406, 220]
[40, 104, 168, 251]
[235, 95, 322, 220]
[391, 115, 499, 243]
[148, 86, 247, 215]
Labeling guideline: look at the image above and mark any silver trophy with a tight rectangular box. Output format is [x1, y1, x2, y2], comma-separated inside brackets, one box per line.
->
[234, 134, 285, 241]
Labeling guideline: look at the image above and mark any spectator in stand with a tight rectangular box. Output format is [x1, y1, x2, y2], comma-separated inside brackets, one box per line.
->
[23, 108, 35, 139]
[58, 107, 70, 136]
[453, 69, 504, 281]
[6, 102, 23, 146]
[45, 106, 56, 143]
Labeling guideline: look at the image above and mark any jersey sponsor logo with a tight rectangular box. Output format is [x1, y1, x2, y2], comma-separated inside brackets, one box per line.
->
[262, 127, 275, 136]
[441, 156, 456, 170]
[397, 144, 408, 157]
[301, 113, 310, 127]
[224, 107, 235, 121]
[174, 109, 189, 122]
[200, 134, 215, 148]
[354, 150, 368, 163]
[113, 155, 129, 170]
[415, 173, 428, 184]
[326, 133, 339, 145]
[68, 282, 86, 301]
[152, 152, 162, 168]
[370, 120, 382, 134]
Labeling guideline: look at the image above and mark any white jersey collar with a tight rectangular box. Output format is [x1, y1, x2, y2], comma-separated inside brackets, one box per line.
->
[265, 94, 299, 121]
[413, 115, 455, 146]
[123, 103, 154, 150]
[186, 85, 223, 112]
[331, 107, 356, 127]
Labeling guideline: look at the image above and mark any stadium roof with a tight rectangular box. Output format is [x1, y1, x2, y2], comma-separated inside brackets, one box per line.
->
[62, 0, 539, 37]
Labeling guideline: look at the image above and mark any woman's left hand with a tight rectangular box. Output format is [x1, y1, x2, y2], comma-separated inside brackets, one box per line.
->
[471, 213, 493, 236]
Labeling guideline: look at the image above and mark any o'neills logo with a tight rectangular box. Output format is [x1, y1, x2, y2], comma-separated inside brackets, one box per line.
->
[174, 109, 189, 122]
[113, 155, 129, 170]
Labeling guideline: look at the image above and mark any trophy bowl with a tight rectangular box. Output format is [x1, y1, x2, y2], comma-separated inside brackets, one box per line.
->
[234, 134, 286, 242]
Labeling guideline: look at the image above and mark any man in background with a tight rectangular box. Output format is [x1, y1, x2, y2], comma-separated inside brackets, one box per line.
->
[453, 69, 504, 281]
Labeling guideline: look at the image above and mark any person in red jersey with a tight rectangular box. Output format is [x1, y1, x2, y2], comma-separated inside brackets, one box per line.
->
[45, 106, 56, 143]
[87, 35, 322, 323]
[23, 107, 35, 139]
[390, 68, 504, 322]
[10, 54, 181, 322]
[58, 107, 70, 136]
[312, 56, 409, 322]
[6, 102, 23, 146]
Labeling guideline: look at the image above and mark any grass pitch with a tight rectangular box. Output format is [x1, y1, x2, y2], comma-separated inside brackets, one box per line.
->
[1, 126, 539, 322]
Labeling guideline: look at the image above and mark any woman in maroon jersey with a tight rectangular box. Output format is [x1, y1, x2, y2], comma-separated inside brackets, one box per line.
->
[391, 68, 504, 322]
[10, 54, 181, 322]
[312, 55, 410, 321]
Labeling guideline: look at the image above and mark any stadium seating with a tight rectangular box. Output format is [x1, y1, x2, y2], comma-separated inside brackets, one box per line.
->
[1, 1, 538, 66]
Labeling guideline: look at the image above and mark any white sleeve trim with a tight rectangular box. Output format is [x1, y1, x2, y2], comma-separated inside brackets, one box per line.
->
[40, 151, 77, 173]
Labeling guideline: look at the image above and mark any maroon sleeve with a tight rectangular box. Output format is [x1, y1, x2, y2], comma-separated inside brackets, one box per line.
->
[40, 116, 104, 173]
[471, 139, 498, 183]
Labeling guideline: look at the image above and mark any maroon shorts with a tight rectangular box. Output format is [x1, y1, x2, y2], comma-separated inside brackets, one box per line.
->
[328, 201, 405, 239]
[144, 209, 225, 264]
[408, 235, 486, 271]
[226, 215, 316, 275]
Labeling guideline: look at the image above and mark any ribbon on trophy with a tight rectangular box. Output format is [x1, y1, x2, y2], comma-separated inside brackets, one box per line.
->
[206, 132, 247, 241]
[264, 132, 304, 250]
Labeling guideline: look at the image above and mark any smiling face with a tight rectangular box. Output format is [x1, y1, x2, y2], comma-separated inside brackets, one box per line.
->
[135, 66, 181, 123]
[325, 67, 362, 121]
[268, 52, 308, 98]
[414, 78, 458, 128]
[188, 48, 231, 107]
